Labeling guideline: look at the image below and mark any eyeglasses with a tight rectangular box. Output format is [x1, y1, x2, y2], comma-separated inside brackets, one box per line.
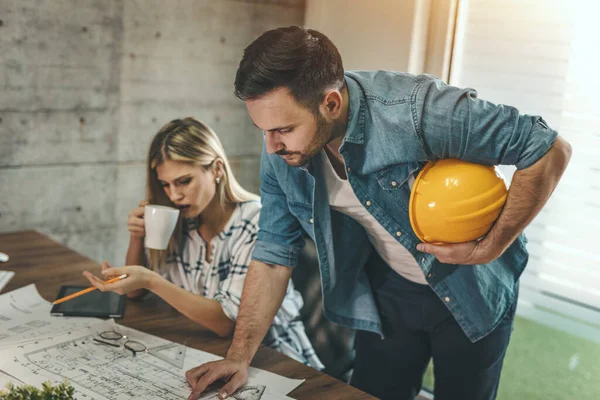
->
[93, 330, 146, 356]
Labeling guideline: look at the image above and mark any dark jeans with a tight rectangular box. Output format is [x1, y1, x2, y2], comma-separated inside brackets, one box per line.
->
[351, 256, 516, 400]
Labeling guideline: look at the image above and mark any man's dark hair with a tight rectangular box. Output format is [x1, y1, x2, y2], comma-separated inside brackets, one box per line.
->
[234, 26, 344, 113]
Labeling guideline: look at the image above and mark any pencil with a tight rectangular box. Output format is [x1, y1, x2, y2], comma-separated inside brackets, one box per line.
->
[52, 274, 128, 305]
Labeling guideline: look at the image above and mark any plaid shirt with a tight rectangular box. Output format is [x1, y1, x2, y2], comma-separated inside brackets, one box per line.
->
[162, 200, 323, 370]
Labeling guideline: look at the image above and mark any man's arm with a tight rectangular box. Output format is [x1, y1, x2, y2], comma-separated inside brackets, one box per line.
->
[186, 143, 305, 400]
[417, 135, 572, 263]
[185, 260, 291, 400]
[412, 76, 572, 263]
[227, 260, 292, 363]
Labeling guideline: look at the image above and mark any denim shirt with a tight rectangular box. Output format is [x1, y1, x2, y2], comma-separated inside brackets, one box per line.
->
[252, 71, 558, 342]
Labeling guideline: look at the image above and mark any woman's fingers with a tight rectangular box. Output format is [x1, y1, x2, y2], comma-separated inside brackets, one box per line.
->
[128, 218, 145, 227]
[83, 270, 129, 295]
[83, 272, 106, 291]
[130, 205, 146, 219]
[101, 265, 128, 278]
[128, 200, 147, 235]
[101, 260, 114, 271]
[128, 215, 145, 237]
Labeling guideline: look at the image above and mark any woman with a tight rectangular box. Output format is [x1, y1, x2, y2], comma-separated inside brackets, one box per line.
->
[84, 117, 323, 370]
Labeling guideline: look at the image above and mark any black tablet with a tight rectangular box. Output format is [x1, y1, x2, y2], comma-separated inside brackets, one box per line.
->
[50, 285, 126, 318]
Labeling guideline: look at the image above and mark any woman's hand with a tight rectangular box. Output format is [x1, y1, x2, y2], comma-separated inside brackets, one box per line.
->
[128, 200, 149, 238]
[83, 261, 158, 295]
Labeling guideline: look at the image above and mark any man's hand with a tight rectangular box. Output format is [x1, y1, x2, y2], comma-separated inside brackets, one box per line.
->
[417, 136, 571, 266]
[186, 356, 249, 400]
[184, 260, 291, 399]
[416, 240, 496, 265]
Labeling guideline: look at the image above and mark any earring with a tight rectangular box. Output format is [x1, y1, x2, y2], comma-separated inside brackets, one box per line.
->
[216, 177, 221, 184]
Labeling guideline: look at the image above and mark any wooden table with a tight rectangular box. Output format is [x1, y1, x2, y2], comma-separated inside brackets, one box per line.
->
[0, 231, 375, 400]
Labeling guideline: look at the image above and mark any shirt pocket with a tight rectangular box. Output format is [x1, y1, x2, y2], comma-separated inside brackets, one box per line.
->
[375, 162, 422, 206]
[287, 201, 314, 232]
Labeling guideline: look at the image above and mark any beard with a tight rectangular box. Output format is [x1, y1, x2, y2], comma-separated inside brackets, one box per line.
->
[276, 113, 334, 167]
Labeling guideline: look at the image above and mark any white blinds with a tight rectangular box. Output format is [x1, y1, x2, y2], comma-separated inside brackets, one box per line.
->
[450, 0, 600, 343]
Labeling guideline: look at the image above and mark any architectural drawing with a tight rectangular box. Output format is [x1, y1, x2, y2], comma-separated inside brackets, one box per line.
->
[0, 296, 99, 348]
[147, 341, 187, 369]
[0, 321, 300, 400]
[232, 385, 267, 400]
[0, 284, 99, 348]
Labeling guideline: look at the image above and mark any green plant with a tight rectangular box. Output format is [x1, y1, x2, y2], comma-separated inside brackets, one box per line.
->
[0, 381, 74, 400]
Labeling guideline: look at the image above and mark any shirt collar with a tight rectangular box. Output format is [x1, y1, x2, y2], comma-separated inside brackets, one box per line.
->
[341, 74, 365, 145]
[301, 74, 364, 172]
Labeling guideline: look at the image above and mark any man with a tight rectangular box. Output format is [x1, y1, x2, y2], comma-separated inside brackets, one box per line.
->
[185, 26, 571, 400]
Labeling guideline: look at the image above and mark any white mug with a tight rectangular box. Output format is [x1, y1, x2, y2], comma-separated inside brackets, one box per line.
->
[144, 205, 180, 250]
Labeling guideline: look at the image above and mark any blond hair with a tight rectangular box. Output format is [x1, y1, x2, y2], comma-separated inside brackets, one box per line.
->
[145, 117, 259, 271]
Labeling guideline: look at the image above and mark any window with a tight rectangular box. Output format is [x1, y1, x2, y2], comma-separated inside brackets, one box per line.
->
[423, 1, 600, 398]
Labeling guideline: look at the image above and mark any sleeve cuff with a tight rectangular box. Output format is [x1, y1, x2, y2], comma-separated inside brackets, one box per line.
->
[251, 240, 302, 268]
[515, 118, 559, 170]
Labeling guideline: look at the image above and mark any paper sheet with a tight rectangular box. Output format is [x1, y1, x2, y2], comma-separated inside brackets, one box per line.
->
[0, 320, 302, 400]
[0, 284, 99, 348]
[0, 370, 23, 390]
[0, 284, 47, 320]
[0, 271, 15, 292]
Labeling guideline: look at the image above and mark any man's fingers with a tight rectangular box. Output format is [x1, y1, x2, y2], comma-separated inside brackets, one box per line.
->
[185, 364, 209, 388]
[417, 243, 456, 263]
[417, 243, 431, 253]
[416, 241, 481, 264]
[188, 365, 235, 400]
[191, 371, 223, 399]
[186, 360, 248, 400]
[417, 243, 441, 256]
[219, 372, 247, 399]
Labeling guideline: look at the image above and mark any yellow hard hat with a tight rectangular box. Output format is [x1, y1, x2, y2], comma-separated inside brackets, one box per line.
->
[409, 159, 508, 243]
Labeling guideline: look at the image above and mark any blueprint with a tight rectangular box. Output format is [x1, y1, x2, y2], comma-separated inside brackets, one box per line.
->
[0, 284, 99, 348]
[0, 320, 300, 399]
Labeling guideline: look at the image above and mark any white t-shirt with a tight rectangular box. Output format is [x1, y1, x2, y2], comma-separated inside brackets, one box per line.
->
[321, 151, 428, 284]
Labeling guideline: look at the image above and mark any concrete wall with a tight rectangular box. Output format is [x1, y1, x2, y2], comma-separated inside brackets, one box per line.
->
[0, 0, 305, 266]
[305, 0, 423, 73]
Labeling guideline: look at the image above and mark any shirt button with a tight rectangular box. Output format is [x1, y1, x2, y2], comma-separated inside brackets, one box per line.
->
[309, 218, 314, 224]
[421, 258, 425, 263]
[445, 297, 451, 303]
[396, 231, 402, 237]
[427, 273, 432, 279]
[366, 200, 372, 207]
[347, 167, 351, 172]
[391, 181, 398, 187]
